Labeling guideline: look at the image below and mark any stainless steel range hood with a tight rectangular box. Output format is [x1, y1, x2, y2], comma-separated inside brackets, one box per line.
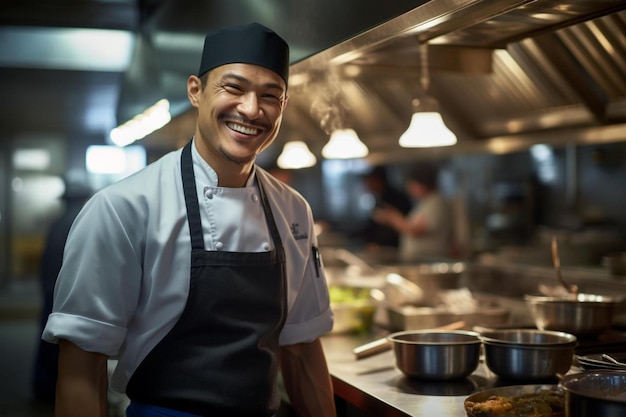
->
[144, 0, 626, 163]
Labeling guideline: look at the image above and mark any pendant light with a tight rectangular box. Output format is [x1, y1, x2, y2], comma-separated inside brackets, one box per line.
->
[399, 43, 457, 148]
[322, 128, 369, 159]
[276, 141, 317, 169]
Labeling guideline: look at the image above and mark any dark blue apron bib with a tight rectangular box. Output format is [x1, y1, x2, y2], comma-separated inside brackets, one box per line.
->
[126, 141, 287, 417]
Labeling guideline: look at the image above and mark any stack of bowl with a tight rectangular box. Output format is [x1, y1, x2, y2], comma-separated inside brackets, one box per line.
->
[479, 329, 577, 380]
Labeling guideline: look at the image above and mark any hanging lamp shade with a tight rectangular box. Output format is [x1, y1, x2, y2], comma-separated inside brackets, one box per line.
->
[322, 128, 369, 159]
[276, 141, 317, 169]
[399, 43, 457, 148]
[399, 97, 457, 148]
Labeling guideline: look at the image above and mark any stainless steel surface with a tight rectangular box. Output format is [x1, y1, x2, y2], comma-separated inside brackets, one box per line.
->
[322, 333, 486, 417]
[525, 293, 620, 337]
[389, 330, 481, 380]
[322, 330, 577, 417]
[559, 371, 626, 417]
[3, 1, 626, 162]
[381, 263, 464, 306]
[480, 329, 576, 380]
[387, 301, 510, 332]
[385, 272, 425, 305]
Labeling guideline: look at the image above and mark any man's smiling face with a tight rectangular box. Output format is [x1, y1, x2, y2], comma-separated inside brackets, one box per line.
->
[191, 63, 287, 166]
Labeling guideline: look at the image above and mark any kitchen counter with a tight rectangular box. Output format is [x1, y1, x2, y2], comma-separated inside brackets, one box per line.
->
[321, 328, 626, 417]
[321, 331, 555, 417]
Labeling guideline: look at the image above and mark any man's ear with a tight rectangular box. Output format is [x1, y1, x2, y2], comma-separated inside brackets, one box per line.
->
[187, 75, 202, 108]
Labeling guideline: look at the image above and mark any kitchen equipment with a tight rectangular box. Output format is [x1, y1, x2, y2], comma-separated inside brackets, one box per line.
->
[602, 252, 626, 276]
[386, 303, 510, 332]
[388, 329, 481, 380]
[551, 236, 578, 295]
[353, 320, 466, 359]
[576, 353, 626, 371]
[479, 329, 577, 380]
[328, 276, 382, 334]
[464, 384, 564, 417]
[559, 371, 626, 417]
[384, 272, 424, 305]
[381, 262, 464, 306]
[524, 293, 620, 337]
[602, 353, 626, 367]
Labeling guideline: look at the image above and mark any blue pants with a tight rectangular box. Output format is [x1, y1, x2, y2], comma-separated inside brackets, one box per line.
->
[126, 402, 277, 417]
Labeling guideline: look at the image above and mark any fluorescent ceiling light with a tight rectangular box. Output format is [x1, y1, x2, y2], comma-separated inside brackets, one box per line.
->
[0, 26, 134, 71]
[12, 148, 51, 171]
[322, 129, 369, 159]
[110, 99, 171, 146]
[86, 145, 146, 175]
[277, 141, 317, 169]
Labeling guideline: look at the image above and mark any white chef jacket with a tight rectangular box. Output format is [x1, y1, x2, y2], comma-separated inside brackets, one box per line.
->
[42, 141, 334, 393]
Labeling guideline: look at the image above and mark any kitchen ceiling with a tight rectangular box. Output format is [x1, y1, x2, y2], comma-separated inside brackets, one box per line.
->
[1, 0, 625, 167]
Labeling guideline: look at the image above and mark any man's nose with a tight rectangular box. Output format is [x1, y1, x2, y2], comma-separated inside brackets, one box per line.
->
[237, 92, 262, 119]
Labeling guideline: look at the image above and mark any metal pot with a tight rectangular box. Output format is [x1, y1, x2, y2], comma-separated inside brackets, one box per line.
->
[387, 329, 481, 380]
[525, 293, 620, 337]
[559, 371, 626, 417]
[479, 329, 577, 380]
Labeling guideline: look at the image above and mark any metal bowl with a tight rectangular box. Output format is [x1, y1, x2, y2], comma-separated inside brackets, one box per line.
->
[525, 293, 620, 337]
[559, 371, 626, 417]
[388, 330, 481, 380]
[479, 329, 577, 380]
[479, 329, 578, 346]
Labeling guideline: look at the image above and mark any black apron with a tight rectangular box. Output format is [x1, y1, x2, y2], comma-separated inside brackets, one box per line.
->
[126, 141, 288, 416]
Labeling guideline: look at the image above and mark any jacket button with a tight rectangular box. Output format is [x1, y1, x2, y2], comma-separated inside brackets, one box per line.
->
[215, 242, 224, 250]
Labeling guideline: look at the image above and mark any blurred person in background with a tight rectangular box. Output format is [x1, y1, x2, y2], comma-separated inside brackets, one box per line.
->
[358, 166, 411, 252]
[373, 162, 454, 262]
[42, 22, 335, 417]
[32, 176, 92, 404]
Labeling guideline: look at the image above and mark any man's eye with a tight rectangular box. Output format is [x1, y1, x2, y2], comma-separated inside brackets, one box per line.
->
[224, 84, 244, 93]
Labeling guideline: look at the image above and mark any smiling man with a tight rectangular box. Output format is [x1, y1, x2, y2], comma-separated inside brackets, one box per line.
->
[43, 23, 336, 417]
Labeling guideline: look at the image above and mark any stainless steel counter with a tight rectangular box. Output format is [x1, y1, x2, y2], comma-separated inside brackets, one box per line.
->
[321, 332, 537, 417]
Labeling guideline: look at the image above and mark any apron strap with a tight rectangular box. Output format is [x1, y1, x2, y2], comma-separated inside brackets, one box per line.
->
[181, 141, 205, 251]
[256, 174, 285, 263]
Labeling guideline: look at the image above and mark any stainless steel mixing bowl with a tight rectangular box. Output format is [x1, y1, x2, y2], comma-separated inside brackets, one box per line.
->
[525, 293, 620, 337]
[388, 330, 481, 380]
[479, 329, 577, 380]
[559, 371, 626, 417]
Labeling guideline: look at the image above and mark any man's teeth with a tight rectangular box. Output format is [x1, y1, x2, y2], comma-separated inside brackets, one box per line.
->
[227, 122, 259, 135]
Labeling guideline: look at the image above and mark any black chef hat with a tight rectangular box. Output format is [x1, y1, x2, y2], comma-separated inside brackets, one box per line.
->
[197, 22, 289, 85]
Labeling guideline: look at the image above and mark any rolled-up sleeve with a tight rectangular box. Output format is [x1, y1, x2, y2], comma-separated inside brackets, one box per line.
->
[42, 191, 143, 357]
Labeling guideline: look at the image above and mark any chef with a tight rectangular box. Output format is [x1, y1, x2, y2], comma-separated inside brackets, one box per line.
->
[43, 22, 336, 417]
